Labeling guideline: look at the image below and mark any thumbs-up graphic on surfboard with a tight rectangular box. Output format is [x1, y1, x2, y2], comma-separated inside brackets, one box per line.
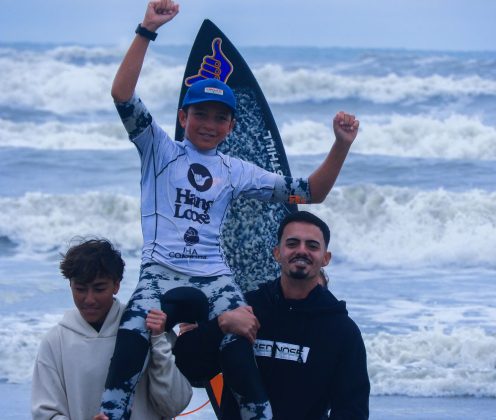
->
[185, 38, 233, 85]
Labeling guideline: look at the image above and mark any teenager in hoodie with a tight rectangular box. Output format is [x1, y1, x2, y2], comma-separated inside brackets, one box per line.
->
[31, 239, 192, 420]
[173, 211, 370, 419]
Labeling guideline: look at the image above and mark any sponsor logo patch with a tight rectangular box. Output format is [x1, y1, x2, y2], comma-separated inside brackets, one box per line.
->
[183, 227, 200, 246]
[205, 87, 224, 96]
[254, 339, 310, 363]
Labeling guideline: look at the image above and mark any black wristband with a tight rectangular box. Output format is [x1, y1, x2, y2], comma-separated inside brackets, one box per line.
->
[135, 24, 157, 41]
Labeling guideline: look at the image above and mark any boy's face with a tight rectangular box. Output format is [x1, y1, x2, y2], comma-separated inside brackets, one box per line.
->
[70, 277, 120, 325]
[178, 102, 235, 151]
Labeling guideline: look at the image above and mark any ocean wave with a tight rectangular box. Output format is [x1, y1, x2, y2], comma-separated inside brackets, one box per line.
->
[3, 110, 494, 161]
[0, 118, 174, 150]
[0, 118, 128, 150]
[1, 52, 117, 114]
[2, 310, 495, 398]
[46, 45, 124, 63]
[0, 51, 184, 114]
[255, 64, 496, 104]
[0, 312, 63, 383]
[2, 46, 496, 116]
[281, 114, 496, 160]
[1, 187, 495, 269]
[306, 185, 496, 268]
[367, 326, 496, 397]
[0, 192, 142, 256]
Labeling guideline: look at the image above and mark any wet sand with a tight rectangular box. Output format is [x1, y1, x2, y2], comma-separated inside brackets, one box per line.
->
[4, 382, 496, 420]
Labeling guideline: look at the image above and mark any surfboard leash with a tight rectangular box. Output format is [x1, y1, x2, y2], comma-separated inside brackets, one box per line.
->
[173, 399, 211, 418]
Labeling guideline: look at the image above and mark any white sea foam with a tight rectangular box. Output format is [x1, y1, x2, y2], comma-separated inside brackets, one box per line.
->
[281, 114, 496, 160]
[355, 296, 496, 334]
[0, 118, 174, 150]
[1, 187, 495, 268]
[2, 47, 495, 116]
[0, 118, 129, 150]
[367, 326, 496, 397]
[1, 52, 117, 114]
[2, 311, 495, 399]
[304, 185, 496, 268]
[0, 50, 183, 114]
[0, 192, 142, 256]
[3, 110, 494, 161]
[255, 64, 496, 104]
[46, 45, 124, 62]
[0, 312, 63, 383]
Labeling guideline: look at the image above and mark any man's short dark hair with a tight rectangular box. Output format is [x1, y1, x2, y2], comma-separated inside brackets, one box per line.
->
[277, 211, 331, 247]
[60, 238, 125, 284]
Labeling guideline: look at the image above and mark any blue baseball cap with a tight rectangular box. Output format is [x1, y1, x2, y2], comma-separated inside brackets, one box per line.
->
[182, 78, 236, 114]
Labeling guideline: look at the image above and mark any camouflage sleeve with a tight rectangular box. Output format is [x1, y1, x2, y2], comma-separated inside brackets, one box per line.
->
[114, 94, 153, 140]
[272, 176, 312, 205]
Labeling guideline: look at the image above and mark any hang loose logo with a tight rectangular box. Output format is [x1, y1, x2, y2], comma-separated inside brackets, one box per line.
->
[187, 163, 213, 192]
[185, 38, 234, 86]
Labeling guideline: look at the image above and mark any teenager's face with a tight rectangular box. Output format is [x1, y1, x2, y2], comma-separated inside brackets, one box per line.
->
[274, 221, 331, 282]
[178, 102, 235, 151]
[70, 277, 120, 325]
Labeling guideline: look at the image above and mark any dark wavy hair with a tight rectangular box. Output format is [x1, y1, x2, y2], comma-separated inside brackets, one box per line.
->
[60, 238, 125, 284]
[277, 211, 331, 247]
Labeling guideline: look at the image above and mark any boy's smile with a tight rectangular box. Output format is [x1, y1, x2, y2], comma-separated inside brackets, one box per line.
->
[179, 102, 235, 151]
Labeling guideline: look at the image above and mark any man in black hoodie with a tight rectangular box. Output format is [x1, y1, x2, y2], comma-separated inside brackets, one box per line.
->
[174, 211, 370, 419]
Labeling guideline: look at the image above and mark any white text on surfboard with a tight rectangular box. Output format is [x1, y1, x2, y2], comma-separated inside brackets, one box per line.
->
[263, 130, 284, 176]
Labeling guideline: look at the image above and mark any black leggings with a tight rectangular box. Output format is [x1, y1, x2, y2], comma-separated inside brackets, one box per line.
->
[164, 287, 270, 417]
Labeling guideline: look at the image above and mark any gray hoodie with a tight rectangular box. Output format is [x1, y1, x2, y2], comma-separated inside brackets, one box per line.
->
[31, 299, 192, 420]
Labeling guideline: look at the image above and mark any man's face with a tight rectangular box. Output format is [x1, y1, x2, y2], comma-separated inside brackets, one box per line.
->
[70, 277, 120, 325]
[178, 102, 235, 151]
[274, 221, 331, 282]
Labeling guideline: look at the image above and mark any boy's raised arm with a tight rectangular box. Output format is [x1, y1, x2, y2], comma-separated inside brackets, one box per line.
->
[308, 111, 359, 203]
[111, 0, 180, 102]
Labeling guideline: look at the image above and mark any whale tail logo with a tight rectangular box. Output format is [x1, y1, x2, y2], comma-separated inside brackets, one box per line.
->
[185, 38, 234, 86]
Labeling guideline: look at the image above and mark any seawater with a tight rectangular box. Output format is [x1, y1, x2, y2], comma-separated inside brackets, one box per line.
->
[1, 43, 495, 416]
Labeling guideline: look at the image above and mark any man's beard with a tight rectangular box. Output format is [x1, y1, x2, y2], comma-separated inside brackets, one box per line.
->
[288, 255, 314, 280]
[289, 267, 310, 280]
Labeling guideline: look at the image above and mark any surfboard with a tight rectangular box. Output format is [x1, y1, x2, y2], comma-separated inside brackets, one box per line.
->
[175, 20, 297, 294]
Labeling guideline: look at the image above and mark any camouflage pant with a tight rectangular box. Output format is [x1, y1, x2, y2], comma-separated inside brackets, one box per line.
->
[101, 262, 248, 420]
[122, 262, 246, 334]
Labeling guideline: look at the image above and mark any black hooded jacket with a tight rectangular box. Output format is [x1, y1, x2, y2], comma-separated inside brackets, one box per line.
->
[174, 278, 370, 419]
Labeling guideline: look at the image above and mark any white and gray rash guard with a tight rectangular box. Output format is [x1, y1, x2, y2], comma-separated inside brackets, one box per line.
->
[116, 95, 311, 276]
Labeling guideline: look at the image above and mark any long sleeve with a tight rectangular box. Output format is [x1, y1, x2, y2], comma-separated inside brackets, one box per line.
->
[328, 321, 370, 420]
[173, 318, 224, 384]
[146, 332, 193, 417]
[31, 336, 70, 420]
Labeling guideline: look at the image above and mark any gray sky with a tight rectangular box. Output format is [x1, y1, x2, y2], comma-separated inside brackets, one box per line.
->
[1, 0, 494, 51]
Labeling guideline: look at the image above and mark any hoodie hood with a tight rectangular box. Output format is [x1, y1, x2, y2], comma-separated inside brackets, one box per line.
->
[58, 299, 124, 338]
[253, 278, 348, 315]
